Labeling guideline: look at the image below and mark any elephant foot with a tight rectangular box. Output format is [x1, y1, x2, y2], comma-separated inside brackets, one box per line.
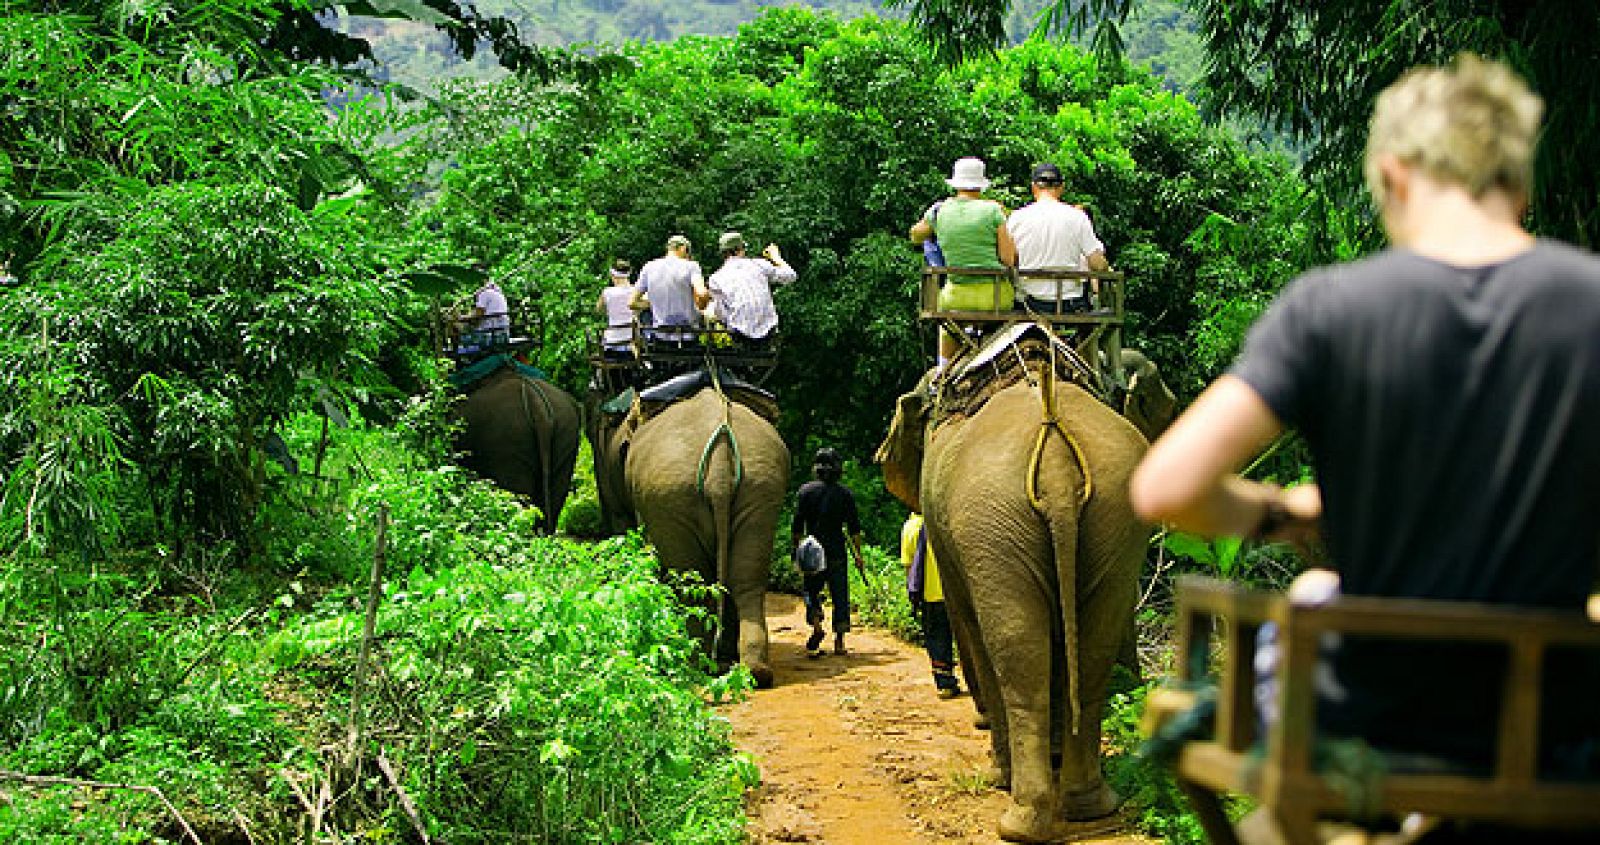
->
[1061, 782, 1122, 821]
[986, 764, 1011, 792]
[750, 666, 774, 689]
[998, 804, 1072, 843]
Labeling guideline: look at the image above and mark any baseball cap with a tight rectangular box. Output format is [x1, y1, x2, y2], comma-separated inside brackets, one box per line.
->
[1030, 163, 1064, 184]
[718, 231, 747, 253]
[666, 234, 691, 250]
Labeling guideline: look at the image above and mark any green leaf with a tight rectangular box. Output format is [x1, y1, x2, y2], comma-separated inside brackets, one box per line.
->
[1160, 531, 1216, 566]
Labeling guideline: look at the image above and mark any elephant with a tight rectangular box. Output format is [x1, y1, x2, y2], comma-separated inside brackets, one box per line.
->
[588, 372, 789, 687]
[456, 363, 582, 534]
[878, 333, 1175, 843]
[585, 386, 638, 536]
[1116, 348, 1177, 443]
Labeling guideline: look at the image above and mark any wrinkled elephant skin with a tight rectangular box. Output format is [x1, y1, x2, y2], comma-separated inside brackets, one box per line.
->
[899, 380, 1149, 843]
[597, 389, 789, 687]
[586, 391, 637, 536]
[457, 368, 582, 534]
[1118, 349, 1177, 442]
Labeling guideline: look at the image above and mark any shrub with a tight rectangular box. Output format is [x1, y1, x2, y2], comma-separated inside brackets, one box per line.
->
[0, 420, 754, 843]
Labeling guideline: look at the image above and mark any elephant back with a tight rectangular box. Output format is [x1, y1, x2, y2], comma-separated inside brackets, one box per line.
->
[448, 352, 549, 394]
[633, 367, 779, 427]
[932, 324, 1103, 431]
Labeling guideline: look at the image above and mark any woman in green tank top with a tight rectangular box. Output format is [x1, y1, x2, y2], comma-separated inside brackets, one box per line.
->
[909, 157, 1017, 361]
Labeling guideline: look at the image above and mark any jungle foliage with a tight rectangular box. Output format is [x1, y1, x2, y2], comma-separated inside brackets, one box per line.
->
[420, 8, 1337, 487]
[2, 0, 1337, 838]
[0, 416, 754, 842]
[904, 0, 1600, 248]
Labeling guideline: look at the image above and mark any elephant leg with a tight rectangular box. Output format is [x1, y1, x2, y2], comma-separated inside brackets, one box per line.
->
[725, 523, 774, 688]
[1057, 506, 1143, 819]
[936, 543, 1011, 784]
[644, 512, 720, 658]
[972, 558, 1072, 842]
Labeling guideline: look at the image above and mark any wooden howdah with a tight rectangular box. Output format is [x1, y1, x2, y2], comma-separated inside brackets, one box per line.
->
[1155, 575, 1600, 845]
[918, 266, 1127, 390]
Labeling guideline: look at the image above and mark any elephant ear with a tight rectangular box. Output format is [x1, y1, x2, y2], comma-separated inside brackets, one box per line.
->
[875, 385, 929, 512]
[1121, 350, 1178, 442]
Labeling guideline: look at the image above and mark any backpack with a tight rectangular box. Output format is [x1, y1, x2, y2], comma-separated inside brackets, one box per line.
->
[923, 201, 946, 267]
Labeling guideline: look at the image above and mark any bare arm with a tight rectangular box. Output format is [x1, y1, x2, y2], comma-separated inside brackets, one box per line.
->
[996, 220, 1017, 267]
[910, 218, 933, 244]
[1130, 375, 1320, 543]
[629, 288, 649, 311]
[1086, 250, 1109, 293]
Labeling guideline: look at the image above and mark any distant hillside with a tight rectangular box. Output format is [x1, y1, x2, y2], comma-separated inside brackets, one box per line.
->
[341, 0, 1205, 96]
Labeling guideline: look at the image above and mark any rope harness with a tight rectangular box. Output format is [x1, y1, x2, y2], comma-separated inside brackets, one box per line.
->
[696, 360, 744, 499]
[1017, 336, 1094, 510]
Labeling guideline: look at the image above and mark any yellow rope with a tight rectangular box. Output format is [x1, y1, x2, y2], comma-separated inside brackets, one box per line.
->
[1026, 351, 1093, 509]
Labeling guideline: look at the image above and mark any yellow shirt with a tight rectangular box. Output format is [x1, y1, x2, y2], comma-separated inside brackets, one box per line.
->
[898, 513, 944, 603]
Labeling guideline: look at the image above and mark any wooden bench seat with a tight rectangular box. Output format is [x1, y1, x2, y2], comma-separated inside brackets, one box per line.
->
[1156, 575, 1600, 844]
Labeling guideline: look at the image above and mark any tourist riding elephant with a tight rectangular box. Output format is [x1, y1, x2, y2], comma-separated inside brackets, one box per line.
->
[878, 336, 1171, 843]
[456, 364, 581, 534]
[589, 374, 789, 687]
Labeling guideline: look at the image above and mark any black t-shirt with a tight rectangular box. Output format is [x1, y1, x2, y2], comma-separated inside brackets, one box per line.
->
[1231, 241, 1600, 762]
[793, 480, 861, 564]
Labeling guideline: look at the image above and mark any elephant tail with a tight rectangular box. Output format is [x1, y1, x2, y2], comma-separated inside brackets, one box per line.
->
[519, 376, 558, 533]
[700, 389, 742, 662]
[1044, 471, 1086, 738]
[704, 444, 737, 663]
[1034, 367, 1088, 738]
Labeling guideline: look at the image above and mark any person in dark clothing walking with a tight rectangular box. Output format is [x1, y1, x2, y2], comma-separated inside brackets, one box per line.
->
[792, 447, 866, 657]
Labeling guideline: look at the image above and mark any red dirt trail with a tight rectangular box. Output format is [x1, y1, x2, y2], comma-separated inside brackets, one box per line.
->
[721, 593, 1156, 844]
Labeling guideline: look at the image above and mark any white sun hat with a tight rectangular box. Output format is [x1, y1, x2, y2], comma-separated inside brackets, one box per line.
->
[946, 157, 991, 190]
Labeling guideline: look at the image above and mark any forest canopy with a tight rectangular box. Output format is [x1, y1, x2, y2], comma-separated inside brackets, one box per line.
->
[0, 1, 1344, 840]
[901, 0, 1600, 247]
[419, 8, 1335, 464]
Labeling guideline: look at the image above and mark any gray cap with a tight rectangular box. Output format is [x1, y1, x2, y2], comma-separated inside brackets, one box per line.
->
[666, 234, 691, 250]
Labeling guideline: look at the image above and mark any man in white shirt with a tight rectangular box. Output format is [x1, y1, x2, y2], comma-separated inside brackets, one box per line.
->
[460, 277, 510, 353]
[701, 231, 797, 348]
[631, 235, 707, 343]
[1006, 163, 1110, 313]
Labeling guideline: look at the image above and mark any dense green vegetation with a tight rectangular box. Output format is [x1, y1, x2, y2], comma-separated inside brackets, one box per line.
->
[342, 0, 1214, 108]
[0, 0, 1337, 839]
[0, 415, 754, 842]
[419, 8, 1335, 478]
[908, 0, 1600, 248]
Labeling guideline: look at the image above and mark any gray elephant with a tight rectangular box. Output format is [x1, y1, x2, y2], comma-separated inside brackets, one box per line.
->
[1116, 348, 1177, 443]
[585, 386, 638, 536]
[456, 362, 581, 534]
[878, 333, 1175, 843]
[589, 371, 789, 687]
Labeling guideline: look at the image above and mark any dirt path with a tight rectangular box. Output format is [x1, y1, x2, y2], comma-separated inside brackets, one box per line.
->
[721, 593, 1156, 844]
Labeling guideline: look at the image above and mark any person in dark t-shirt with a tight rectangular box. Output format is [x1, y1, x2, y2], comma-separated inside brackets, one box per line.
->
[1131, 53, 1600, 815]
[792, 447, 866, 657]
